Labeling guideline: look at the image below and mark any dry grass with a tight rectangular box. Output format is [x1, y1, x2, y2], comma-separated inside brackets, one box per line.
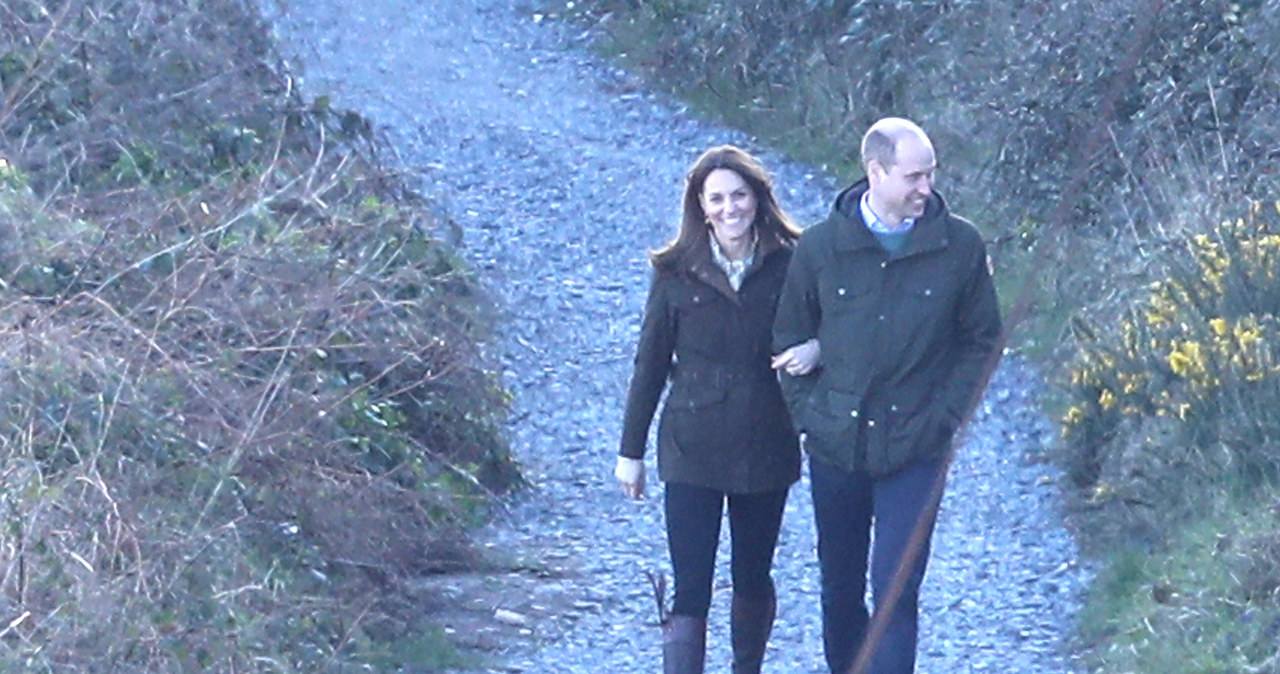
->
[1, 0, 515, 669]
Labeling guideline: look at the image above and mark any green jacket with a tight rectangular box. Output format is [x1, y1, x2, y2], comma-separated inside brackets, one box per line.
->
[772, 180, 1002, 477]
[620, 236, 800, 494]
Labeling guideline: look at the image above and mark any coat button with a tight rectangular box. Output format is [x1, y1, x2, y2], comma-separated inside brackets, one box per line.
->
[837, 287, 846, 296]
[890, 404, 899, 412]
[850, 409, 859, 418]
[881, 261, 888, 269]
[867, 419, 876, 428]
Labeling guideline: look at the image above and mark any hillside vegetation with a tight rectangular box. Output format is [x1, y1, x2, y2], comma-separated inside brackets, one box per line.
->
[547, 0, 1280, 670]
[1, 0, 517, 670]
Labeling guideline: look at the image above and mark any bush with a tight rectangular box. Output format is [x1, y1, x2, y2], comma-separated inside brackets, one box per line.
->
[1, 0, 516, 669]
[1061, 201, 1280, 537]
[560, 0, 1280, 232]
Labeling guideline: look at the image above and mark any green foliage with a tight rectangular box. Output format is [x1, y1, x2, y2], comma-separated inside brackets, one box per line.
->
[1080, 492, 1280, 673]
[1058, 201, 1280, 668]
[1061, 202, 1280, 512]
[0, 0, 516, 670]
[563, 0, 1279, 229]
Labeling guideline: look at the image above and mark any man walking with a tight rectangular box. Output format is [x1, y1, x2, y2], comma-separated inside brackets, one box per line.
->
[771, 117, 1002, 673]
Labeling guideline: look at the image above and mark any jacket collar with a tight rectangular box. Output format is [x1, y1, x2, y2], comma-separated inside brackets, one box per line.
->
[831, 179, 949, 257]
[678, 233, 788, 300]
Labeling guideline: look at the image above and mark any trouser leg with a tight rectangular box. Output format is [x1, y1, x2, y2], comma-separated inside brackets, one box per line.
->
[665, 482, 725, 619]
[663, 482, 724, 674]
[865, 457, 946, 674]
[809, 456, 873, 674]
[726, 489, 788, 673]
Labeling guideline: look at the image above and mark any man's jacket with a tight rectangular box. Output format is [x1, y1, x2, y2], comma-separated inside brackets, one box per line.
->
[620, 237, 800, 494]
[773, 179, 1002, 477]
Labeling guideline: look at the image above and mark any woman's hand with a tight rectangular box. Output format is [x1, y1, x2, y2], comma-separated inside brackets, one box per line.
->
[615, 456, 645, 500]
[771, 338, 821, 376]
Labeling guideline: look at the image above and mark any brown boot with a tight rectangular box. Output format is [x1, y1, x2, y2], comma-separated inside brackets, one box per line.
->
[662, 614, 706, 674]
[730, 588, 776, 674]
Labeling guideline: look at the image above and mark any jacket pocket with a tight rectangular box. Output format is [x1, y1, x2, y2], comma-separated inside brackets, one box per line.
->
[888, 402, 953, 464]
[804, 388, 861, 439]
[667, 384, 728, 412]
[820, 277, 875, 316]
[661, 384, 730, 454]
[669, 287, 725, 356]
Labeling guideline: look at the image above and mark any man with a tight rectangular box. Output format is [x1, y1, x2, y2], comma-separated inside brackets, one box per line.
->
[771, 117, 1002, 673]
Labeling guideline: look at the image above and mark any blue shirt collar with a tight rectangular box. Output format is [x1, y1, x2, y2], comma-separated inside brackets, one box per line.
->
[860, 192, 915, 234]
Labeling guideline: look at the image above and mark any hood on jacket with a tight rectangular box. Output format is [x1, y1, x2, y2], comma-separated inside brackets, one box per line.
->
[832, 177, 949, 225]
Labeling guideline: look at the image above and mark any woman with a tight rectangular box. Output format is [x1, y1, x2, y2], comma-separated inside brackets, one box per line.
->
[616, 145, 818, 674]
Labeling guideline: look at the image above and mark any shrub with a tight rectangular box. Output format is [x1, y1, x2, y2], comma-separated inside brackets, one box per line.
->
[1, 0, 515, 669]
[1061, 201, 1280, 537]
[560, 0, 1280, 235]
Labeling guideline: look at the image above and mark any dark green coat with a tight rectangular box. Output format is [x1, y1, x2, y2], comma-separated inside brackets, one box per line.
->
[772, 180, 1002, 477]
[619, 237, 800, 494]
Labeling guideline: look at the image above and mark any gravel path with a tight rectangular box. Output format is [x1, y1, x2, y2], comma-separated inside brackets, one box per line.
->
[263, 1, 1090, 671]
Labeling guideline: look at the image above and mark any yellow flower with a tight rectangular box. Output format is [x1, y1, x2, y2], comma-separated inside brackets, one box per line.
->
[1168, 340, 1206, 378]
[1099, 389, 1116, 409]
[1209, 317, 1228, 336]
[1236, 324, 1262, 348]
[1063, 406, 1085, 425]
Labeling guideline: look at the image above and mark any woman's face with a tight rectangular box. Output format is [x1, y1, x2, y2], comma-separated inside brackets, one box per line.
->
[699, 168, 757, 252]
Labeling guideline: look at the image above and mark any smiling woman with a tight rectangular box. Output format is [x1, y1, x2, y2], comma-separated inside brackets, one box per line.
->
[616, 144, 804, 673]
[701, 167, 758, 261]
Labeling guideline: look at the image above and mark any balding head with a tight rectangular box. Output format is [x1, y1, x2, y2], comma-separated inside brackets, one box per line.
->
[860, 117, 933, 174]
[861, 118, 937, 227]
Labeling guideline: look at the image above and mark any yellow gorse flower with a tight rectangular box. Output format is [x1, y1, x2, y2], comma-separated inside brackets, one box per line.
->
[1168, 340, 1205, 377]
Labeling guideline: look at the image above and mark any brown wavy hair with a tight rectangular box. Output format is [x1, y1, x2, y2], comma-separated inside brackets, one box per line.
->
[651, 145, 802, 269]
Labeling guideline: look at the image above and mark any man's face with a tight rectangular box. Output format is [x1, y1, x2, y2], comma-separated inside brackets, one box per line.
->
[868, 134, 936, 226]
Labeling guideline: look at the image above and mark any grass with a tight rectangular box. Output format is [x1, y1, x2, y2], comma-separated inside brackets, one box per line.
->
[0, 0, 518, 669]
[1081, 486, 1280, 673]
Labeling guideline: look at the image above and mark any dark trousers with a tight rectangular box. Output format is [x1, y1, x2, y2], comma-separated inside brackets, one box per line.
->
[809, 454, 945, 674]
[664, 482, 788, 619]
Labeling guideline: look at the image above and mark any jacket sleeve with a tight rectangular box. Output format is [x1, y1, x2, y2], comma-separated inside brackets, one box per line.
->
[937, 230, 1004, 428]
[772, 232, 823, 423]
[772, 231, 822, 353]
[619, 273, 675, 459]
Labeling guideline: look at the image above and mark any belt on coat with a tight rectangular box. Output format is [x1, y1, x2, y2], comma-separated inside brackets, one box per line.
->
[671, 362, 778, 387]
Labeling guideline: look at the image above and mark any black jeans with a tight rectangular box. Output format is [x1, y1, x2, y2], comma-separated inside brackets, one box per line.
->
[809, 454, 945, 674]
[664, 482, 788, 619]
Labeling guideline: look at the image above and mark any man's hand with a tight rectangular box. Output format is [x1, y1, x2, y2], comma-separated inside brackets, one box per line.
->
[615, 456, 645, 500]
[771, 339, 821, 376]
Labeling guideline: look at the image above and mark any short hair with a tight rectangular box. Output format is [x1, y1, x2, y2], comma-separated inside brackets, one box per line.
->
[860, 117, 930, 172]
